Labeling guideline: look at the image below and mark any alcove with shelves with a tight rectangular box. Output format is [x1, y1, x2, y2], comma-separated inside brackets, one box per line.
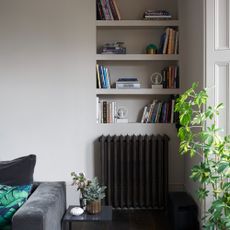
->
[95, 0, 180, 125]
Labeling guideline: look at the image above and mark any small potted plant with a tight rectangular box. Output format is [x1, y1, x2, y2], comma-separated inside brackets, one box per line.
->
[83, 177, 106, 214]
[71, 172, 89, 209]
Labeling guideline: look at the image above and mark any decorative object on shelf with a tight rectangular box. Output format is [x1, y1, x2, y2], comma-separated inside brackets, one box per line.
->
[71, 172, 106, 215]
[117, 106, 128, 119]
[116, 77, 140, 89]
[143, 10, 172, 20]
[117, 106, 128, 123]
[150, 72, 163, 89]
[146, 44, 158, 54]
[83, 177, 106, 214]
[70, 207, 84, 216]
[71, 172, 89, 210]
[101, 42, 126, 54]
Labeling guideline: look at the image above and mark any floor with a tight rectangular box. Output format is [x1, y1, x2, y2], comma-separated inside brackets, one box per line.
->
[69, 210, 170, 230]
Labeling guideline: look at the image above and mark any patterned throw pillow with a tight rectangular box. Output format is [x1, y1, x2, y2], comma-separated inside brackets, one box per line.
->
[0, 184, 32, 230]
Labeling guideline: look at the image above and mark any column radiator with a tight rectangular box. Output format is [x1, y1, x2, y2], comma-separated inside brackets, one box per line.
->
[99, 134, 169, 210]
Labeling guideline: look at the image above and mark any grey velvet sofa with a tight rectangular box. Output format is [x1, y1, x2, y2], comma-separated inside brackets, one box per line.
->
[12, 182, 66, 230]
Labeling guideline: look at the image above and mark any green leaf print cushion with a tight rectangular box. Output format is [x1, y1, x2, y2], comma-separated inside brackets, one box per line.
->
[0, 184, 32, 229]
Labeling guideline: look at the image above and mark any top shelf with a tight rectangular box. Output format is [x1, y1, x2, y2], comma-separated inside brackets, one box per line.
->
[96, 20, 180, 28]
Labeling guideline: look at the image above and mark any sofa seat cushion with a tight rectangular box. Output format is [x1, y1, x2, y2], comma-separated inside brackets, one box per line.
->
[0, 184, 32, 229]
[0, 155, 36, 186]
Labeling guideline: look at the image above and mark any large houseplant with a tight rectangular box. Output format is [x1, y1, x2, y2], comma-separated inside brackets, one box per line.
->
[175, 83, 230, 229]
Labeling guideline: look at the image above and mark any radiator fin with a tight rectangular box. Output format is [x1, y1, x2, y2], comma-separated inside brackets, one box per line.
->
[99, 134, 169, 210]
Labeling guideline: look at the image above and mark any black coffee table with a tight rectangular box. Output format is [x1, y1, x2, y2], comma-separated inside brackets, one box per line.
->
[62, 206, 112, 230]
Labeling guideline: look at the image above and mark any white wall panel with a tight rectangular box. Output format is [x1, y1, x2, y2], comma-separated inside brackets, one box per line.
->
[214, 63, 230, 135]
[215, 0, 230, 50]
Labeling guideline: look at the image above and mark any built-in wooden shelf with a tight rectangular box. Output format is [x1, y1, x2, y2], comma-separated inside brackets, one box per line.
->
[96, 54, 180, 61]
[96, 88, 181, 95]
[96, 20, 180, 28]
[97, 122, 176, 126]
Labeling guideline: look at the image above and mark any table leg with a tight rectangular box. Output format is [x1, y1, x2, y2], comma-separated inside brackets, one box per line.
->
[69, 222, 72, 230]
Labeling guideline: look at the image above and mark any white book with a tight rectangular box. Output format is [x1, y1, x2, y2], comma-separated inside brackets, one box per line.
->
[141, 106, 148, 123]
[96, 97, 99, 124]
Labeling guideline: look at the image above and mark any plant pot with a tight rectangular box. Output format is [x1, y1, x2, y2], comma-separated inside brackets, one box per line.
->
[86, 199, 101, 214]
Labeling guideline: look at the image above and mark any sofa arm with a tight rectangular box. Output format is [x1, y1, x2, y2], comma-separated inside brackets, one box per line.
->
[12, 182, 66, 230]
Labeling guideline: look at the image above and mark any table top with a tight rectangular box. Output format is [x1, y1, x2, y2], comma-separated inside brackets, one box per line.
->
[63, 206, 113, 222]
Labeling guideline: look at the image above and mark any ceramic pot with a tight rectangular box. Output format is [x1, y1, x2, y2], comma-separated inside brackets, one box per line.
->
[86, 199, 101, 214]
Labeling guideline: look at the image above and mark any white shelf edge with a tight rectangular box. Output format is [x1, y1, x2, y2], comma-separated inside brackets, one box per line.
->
[96, 20, 180, 27]
[96, 88, 181, 95]
[97, 122, 176, 125]
[96, 54, 180, 61]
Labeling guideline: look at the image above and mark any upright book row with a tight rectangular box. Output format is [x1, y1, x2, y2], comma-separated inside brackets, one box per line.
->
[96, 64, 111, 89]
[96, 97, 117, 123]
[96, 0, 121, 20]
[141, 99, 176, 123]
[159, 27, 179, 54]
[162, 66, 179, 89]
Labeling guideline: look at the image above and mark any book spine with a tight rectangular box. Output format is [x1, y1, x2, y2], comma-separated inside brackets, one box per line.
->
[176, 66, 179, 88]
[106, 0, 114, 20]
[112, 0, 121, 20]
[171, 29, 176, 54]
[171, 99, 175, 123]
[105, 66, 111, 88]
[174, 31, 179, 54]
[163, 28, 170, 54]
[109, 0, 119, 20]
[96, 97, 99, 123]
[167, 28, 173, 54]
[101, 0, 110, 20]
[96, 64, 101, 88]
[97, 0, 105, 20]
[103, 101, 107, 123]
[141, 106, 147, 123]
[99, 65, 105, 88]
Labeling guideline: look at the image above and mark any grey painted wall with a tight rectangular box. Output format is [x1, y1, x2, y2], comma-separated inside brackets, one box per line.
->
[179, 0, 205, 215]
[0, 0, 184, 204]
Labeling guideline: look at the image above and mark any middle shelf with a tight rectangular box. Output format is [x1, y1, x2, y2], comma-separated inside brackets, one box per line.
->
[96, 88, 181, 95]
[96, 54, 180, 61]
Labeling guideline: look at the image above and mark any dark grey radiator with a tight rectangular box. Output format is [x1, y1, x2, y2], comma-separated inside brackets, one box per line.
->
[99, 135, 169, 210]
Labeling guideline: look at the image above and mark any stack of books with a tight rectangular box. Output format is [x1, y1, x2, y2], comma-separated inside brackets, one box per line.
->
[96, 0, 121, 20]
[158, 27, 179, 54]
[141, 99, 175, 123]
[96, 98, 117, 124]
[162, 66, 179, 88]
[116, 77, 140, 89]
[96, 64, 111, 89]
[101, 42, 126, 54]
[143, 10, 172, 20]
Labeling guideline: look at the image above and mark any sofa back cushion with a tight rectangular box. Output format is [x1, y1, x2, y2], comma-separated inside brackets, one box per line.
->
[0, 155, 36, 186]
[0, 184, 32, 229]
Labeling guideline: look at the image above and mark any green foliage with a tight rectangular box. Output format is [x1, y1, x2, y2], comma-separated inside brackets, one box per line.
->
[83, 177, 106, 202]
[175, 83, 230, 230]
